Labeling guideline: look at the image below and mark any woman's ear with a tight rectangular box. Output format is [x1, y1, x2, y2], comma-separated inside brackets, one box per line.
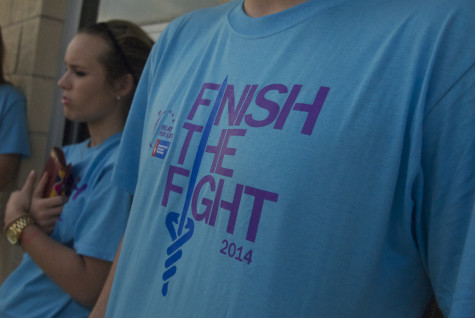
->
[115, 73, 134, 99]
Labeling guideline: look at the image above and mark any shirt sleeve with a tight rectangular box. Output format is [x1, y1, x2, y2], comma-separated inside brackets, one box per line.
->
[417, 62, 475, 317]
[112, 45, 155, 195]
[0, 87, 30, 156]
[73, 165, 132, 262]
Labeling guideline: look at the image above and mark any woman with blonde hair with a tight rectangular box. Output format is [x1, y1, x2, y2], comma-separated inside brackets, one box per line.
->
[0, 20, 153, 317]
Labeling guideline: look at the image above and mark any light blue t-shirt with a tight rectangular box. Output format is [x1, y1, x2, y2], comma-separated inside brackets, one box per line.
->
[107, 0, 475, 317]
[0, 83, 30, 157]
[0, 133, 132, 318]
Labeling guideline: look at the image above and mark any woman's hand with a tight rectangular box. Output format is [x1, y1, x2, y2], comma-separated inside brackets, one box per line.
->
[4, 170, 37, 228]
[30, 172, 68, 234]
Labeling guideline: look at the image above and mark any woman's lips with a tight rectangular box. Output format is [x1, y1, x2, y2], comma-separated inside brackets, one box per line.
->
[61, 96, 71, 105]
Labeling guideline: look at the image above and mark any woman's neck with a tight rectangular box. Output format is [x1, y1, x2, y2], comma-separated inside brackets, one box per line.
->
[87, 113, 125, 148]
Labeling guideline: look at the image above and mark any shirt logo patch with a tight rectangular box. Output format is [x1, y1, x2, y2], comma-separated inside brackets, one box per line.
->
[152, 139, 171, 158]
[149, 110, 175, 159]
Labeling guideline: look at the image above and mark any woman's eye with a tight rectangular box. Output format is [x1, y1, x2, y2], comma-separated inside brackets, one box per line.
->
[75, 71, 86, 76]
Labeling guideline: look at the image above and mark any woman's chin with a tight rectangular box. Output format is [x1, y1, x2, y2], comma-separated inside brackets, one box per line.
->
[63, 112, 81, 123]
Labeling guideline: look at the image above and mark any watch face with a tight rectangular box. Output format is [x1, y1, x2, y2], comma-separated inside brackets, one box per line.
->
[6, 227, 18, 245]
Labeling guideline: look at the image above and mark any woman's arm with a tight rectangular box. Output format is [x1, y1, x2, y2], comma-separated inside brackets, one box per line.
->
[4, 171, 112, 308]
[89, 238, 123, 318]
[20, 224, 112, 307]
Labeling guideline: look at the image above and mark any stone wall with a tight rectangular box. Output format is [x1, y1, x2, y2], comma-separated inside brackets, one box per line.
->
[0, 0, 66, 185]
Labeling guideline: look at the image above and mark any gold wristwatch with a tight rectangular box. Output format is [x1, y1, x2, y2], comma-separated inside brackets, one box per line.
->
[4, 215, 35, 245]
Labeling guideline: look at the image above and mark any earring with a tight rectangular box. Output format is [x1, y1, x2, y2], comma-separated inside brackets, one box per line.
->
[116, 95, 121, 101]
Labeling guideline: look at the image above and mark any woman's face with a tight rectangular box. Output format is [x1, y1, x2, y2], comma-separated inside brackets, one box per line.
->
[58, 33, 118, 124]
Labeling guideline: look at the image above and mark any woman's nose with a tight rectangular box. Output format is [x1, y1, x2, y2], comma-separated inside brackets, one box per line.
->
[57, 72, 69, 89]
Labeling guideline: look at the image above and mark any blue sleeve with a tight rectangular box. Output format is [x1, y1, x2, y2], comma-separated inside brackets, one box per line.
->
[417, 63, 475, 317]
[73, 166, 132, 261]
[112, 43, 158, 195]
[0, 87, 30, 156]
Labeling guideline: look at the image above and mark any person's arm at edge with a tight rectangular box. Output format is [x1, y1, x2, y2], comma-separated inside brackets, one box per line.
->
[89, 238, 123, 318]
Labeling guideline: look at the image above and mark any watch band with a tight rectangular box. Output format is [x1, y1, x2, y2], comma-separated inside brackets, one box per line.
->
[4, 215, 35, 245]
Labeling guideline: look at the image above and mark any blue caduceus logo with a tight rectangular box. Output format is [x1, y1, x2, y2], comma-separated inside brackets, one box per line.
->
[162, 76, 228, 296]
